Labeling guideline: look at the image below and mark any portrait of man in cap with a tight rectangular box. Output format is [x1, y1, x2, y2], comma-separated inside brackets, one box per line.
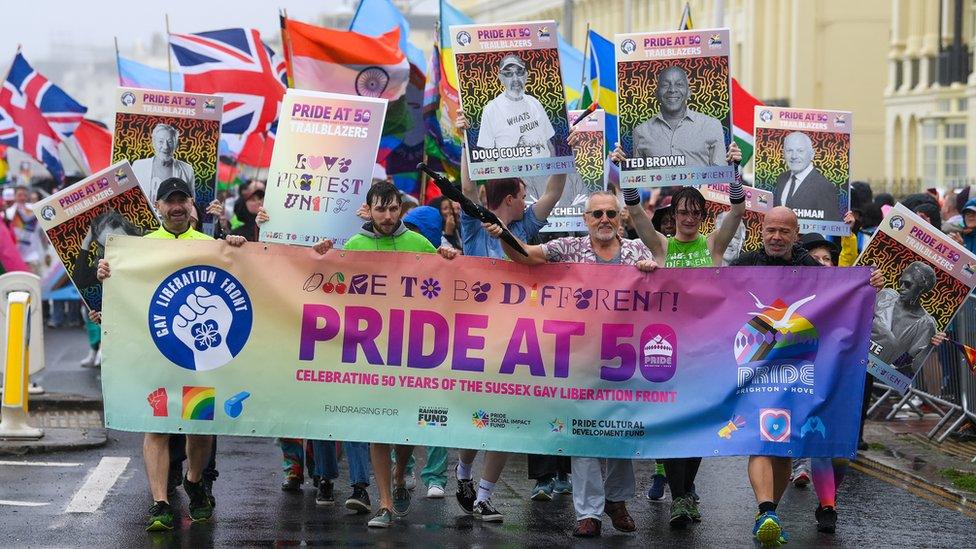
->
[476, 53, 555, 159]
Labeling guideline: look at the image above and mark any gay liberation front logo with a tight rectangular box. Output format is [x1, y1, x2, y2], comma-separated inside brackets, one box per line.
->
[733, 292, 819, 395]
[148, 266, 253, 371]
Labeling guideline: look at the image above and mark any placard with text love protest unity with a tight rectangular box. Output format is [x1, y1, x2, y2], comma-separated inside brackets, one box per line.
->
[540, 108, 607, 233]
[754, 106, 853, 236]
[856, 203, 976, 394]
[260, 89, 387, 248]
[616, 28, 733, 188]
[102, 237, 874, 459]
[111, 87, 222, 234]
[34, 161, 158, 311]
[451, 20, 574, 180]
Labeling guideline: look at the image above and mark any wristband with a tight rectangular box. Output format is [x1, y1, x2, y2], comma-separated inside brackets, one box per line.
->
[728, 174, 745, 205]
[623, 187, 641, 206]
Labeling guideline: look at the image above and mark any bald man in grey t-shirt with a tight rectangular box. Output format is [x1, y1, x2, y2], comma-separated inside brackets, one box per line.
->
[631, 66, 727, 167]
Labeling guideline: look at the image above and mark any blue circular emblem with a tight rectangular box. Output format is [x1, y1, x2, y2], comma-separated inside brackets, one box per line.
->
[148, 266, 253, 371]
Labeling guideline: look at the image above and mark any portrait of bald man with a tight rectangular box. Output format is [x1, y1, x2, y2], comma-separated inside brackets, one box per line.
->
[631, 65, 727, 167]
[772, 131, 842, 222]
[476, 53, 555, 159]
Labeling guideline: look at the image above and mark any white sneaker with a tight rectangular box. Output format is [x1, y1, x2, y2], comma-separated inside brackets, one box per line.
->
[405, 471, 417, 491]
[426, 484, 445, 499]
[79, 348, 97, 368]
[93, 349, 102, 368]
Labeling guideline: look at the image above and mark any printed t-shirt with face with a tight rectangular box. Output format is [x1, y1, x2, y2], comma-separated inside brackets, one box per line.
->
[666, 234, 711, 268]
[477, 94, 555, 159]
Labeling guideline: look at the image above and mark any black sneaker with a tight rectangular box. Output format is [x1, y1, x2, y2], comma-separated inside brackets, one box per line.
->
[815, 505, 837, 533]
[344, 483, 371, 514]
[456, 478, 476, 514]
[316, 480, 335, 506]
[203, 478, 216, 508]
[472, 499, 503, 522]
[146, 501, 174, 532]
[183, 475, 214, 522]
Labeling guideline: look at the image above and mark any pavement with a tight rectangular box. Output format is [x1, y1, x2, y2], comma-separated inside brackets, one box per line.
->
[0, 325, 974, 547]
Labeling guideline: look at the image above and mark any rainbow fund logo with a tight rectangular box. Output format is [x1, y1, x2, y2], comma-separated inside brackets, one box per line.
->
[733, 292, 818, 396]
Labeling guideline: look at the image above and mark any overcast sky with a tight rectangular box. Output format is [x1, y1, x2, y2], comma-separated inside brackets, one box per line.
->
[0, 0, 385, 60]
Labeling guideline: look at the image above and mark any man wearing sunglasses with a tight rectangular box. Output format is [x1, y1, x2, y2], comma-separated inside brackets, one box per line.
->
[482, 190, 658, 538]
[476, 53, 555, 159]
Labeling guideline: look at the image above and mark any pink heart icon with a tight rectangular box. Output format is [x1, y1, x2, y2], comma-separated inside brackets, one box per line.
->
[307, 156, 324, 170]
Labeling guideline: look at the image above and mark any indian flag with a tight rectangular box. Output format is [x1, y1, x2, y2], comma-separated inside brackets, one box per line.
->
[284, 18, 409, 101]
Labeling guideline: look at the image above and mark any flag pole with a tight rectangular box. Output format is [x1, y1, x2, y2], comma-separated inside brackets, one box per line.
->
[113, 37, 123, 86]
[279, 9, 294, 88]
[165, 14, 173, 91]
[577, 23, 591, 109]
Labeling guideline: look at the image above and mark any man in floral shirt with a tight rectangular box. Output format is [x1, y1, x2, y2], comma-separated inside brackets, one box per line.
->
[483, 190, 657, 538]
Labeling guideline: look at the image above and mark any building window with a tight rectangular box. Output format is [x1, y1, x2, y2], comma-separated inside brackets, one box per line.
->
[921, 118, 968, 186]
[910, 58, 920, 87]
[958, 98, 968, 111]
[895, 61, 903, 89]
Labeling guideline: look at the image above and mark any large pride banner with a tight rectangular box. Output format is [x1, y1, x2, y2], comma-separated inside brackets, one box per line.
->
[102, 238, 874, 459]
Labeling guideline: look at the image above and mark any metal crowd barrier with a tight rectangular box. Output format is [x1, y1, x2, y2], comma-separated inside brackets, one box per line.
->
[867, 294, 976, 454]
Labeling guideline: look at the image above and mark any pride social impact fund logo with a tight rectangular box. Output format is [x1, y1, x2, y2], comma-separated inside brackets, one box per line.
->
[148, 266, 253, 371]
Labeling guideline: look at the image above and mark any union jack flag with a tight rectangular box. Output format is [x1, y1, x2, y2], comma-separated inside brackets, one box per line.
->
[0, 52, 86, 181]
[169, 28, 286, 137]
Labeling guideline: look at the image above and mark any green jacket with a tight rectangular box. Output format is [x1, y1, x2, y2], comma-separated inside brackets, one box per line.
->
[344, 221, 437, 253]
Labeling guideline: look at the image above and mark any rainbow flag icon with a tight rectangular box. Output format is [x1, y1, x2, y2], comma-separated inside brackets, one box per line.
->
[182, 386, 215, 421]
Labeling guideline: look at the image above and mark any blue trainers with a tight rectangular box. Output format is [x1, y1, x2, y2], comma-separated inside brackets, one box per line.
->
[648, 474, 667, 500]
[531, 479, 554, 501]
[753, 511, 783, 547]
[392, 483, 411, 517]
[553, 476, 572, 495]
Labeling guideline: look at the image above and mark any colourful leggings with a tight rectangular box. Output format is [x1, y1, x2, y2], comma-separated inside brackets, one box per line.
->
[811, 457, 849, 508]
[279, 438, 316, 481]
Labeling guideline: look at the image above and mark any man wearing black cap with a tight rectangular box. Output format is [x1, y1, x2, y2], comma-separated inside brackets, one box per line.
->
[476, 53, 555, 159]
[95, 176, 246, 531]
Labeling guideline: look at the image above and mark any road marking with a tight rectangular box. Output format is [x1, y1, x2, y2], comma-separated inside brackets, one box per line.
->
[0, 460, 83, 467]
[65, 457, 129, 513]
[0, 499, 49, 507]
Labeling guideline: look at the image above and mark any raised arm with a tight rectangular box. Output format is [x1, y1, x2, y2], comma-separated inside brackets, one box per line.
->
[483, 222, 547, 265]
[456, 113, 480, 204]
[611, 141, 667, 261]
[708, 142, 746, 265]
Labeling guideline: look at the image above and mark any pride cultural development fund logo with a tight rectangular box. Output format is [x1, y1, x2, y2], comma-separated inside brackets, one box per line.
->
[732, 292, 818, 396]
[148, 266, 253, 372]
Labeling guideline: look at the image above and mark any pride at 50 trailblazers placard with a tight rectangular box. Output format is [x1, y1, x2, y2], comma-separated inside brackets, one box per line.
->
[451, 20, 574, 180]
[261, 89, 387, 248]
[541, 108, 606, 233]
[616, 28, 733, 188]
[856, 203, 976, 394]
[111, 87, 222, 233]
[34, 161, 158, 311]
[753, 106, 853, 236]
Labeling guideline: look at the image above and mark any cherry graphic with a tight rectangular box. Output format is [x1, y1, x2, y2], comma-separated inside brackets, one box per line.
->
[322, 272, 345, 294]
[322, 282, 335, 293]
[335, 283, 347, 294]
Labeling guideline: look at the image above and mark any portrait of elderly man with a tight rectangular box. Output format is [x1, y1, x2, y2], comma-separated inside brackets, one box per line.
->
[476, 53, 555, 159]
[631, 65, 727, 167]
[132, 123, 196, 203]
[772, 131, 842, 222]
[872, 261, 939, 378]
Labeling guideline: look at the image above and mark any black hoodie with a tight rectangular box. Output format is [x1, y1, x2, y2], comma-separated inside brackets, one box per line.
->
[729, 243, 822, 267]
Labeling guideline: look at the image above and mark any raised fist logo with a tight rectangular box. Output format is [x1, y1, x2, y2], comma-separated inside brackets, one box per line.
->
[172, 287, 234, 371]
[147, 388, 168, 417]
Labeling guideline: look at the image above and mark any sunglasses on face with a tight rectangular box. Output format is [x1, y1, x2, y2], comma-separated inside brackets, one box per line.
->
[501, 67, 526, 77]
[586, 209, 619, 219]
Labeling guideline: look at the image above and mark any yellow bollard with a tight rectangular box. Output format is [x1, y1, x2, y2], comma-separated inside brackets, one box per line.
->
[0, 290, 43, 439]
